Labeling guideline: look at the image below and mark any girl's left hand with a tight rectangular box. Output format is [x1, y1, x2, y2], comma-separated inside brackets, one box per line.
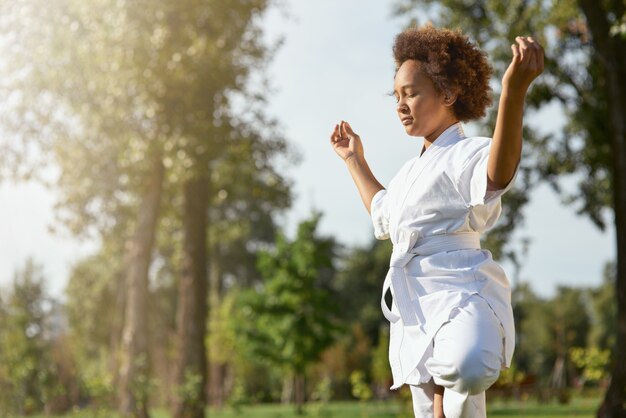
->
[502, 36, 544, 93]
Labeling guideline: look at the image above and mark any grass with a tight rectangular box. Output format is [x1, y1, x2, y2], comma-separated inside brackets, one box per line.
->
[4, 397, 601, 418]
[209, 400, 403, 418]
[212, 398, 600, 418]
[488, 396, 600, 417]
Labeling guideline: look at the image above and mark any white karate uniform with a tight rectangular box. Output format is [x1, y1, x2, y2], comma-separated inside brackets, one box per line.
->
[371, 123, 516, 417]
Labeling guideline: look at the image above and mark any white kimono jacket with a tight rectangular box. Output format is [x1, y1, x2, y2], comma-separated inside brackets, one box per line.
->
[371, 123, 516, 390]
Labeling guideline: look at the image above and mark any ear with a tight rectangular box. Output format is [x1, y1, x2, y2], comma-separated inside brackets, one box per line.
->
[441, 90, 458, 107]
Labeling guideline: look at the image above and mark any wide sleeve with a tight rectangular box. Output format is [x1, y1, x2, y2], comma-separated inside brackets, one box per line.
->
[456, 139, 519, 207]
[370, 189, 390, 240]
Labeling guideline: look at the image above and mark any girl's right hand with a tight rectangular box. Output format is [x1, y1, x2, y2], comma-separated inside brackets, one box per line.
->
[330, 121, 364, 162]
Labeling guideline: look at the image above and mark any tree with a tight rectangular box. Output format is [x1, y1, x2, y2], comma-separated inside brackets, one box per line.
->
[393, 0, 626, 414]
[236, 214, 341, 414]
[155, 2, 285, 417]
[1, 1, 291, 416]
[333, 239, 393, 344]
[569, 262, 618, 389]
[205, 121, 293, 406]
[0, 2, 173, 415]
[548, 286, 591, 395]
[588, 262, 617, 351]
[118, 155, 164, 418]
[65, 247, 125, 406]
[509, 283, 552, 382]
[0, 259, 58, 414]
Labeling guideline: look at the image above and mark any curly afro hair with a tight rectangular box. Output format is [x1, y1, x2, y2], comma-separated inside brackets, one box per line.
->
[393, 25, 493, 122]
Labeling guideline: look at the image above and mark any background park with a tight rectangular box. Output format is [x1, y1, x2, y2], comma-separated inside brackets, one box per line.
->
[0, 0, 625, 417]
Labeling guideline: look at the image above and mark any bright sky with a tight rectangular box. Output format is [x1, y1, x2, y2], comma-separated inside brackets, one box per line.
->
[0, 0, 615, 299]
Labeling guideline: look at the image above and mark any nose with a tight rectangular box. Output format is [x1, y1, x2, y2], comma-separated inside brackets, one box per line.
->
[397, 101, 409, 114]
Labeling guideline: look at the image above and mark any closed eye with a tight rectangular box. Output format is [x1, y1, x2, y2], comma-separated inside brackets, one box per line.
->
[386, 91, 398, 102]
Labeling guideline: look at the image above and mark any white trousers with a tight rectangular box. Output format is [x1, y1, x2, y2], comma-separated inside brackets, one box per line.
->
[409, 295, 504, 418]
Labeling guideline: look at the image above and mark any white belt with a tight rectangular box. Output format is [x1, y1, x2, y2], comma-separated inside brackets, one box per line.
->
[381, 232, 481, 325]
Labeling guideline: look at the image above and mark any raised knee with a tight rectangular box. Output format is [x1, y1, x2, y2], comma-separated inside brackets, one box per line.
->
[429, 344, 503, 395]
[456, 355, 500, 395]
[431, 361, 500, 395]
[460, 367, 499, 394]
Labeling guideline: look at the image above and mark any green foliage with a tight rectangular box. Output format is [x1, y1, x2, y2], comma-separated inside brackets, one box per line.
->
[1, 0, 294, 412]
[0, 0, 294, 287]
[236, 214, 341, 376]
[333, 239, 392, 344]
[496, 362, 526, 388]
[349, 371, 373, 402]
[514, 284, 556, 376]
[370, 327, 391, 389]
[208, 292, 238, 367]
[311, 377, 333, 404]
[175, 370, 204, 410]
[484, 277, 615, 395]
[225, 378, 249, 412]
[587, 262, 617, 350]
[64, 248, 122, 405]
[78, 352, 115, 405]
[513, 283, 592, 387]
[308, 377, 333, 418]
[0, 259, 63, 414]
[127, 353, 158, 412]
[308, 324, 374, 402]
[569, 347, 610, 385]
[550, 286, 591, 353]
[208, 290, 283, 404]
[513, 283, 554, 377]
[0, 0, 292, 236]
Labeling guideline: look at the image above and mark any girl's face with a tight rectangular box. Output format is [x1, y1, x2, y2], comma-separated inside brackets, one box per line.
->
[393, 60, 457, 142]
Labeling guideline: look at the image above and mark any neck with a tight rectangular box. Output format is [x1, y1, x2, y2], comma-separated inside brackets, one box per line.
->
[423, 119, 460, 149]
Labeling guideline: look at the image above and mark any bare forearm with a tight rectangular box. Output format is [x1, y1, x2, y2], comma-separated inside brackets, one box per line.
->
[345, 155, 384, 214]
[489, 36, 544, 189]
[489, 88, 525, 188]
[330, 120, 384, 213]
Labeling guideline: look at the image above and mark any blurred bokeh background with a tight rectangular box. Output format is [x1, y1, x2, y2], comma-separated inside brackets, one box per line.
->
[0, 1, 624, 417]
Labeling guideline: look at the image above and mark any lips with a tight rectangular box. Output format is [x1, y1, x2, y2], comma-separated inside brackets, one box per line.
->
[401, 117, 413, 126]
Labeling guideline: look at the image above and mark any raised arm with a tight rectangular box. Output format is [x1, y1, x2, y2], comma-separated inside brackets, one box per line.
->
[489, 36, 544, 189]
[330, 121, 384, 214]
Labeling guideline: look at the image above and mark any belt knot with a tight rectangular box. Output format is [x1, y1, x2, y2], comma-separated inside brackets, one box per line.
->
[381, 231, 481, 326]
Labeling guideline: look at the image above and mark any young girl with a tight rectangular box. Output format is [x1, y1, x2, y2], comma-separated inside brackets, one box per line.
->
[330, 26, 543, 418]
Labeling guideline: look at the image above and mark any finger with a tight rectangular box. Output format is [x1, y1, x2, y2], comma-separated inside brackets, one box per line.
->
[526, 37, 540, 70]
[528, 36, 546, 73]
[516, 36, 530, 64]
[344, 121, 356, 138]
[537, 42, 545, 71]
[340, 120, 346, 139]
[331, 124, 340, 143]
[511, 43, 520, 65]
[343, 121, 354, 140]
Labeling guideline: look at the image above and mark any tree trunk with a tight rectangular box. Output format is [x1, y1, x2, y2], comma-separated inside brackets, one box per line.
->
[294, 373, 305, 415]
[110, 270, 127, 389]
[602, 56, 626, 418]
[281, 373, 293, 405]
[208, 251, 225, 407]
[118, 155, 165, 418]
[577, 1, 626, 416]
[171, 176, 209, 418]
[208, 363, 225, 407]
